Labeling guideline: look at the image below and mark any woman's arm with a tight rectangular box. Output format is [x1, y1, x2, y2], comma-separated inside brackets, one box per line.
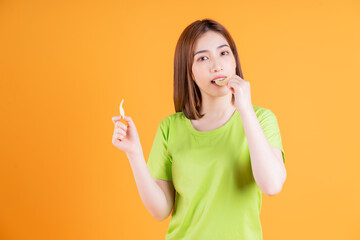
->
[237, 107, 286, 196]
[127, 151, 175, 221]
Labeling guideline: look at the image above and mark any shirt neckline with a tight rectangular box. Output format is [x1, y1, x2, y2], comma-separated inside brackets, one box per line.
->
[184, 109, 239, 136]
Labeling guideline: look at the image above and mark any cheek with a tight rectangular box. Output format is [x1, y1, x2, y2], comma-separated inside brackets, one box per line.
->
[192, 65, 204, 80]
[231, 57, 236, 68]
[192, 64, 198, 76]
[195, 64, 209, 75]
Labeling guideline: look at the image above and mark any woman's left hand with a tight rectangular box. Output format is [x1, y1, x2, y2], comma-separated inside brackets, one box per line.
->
[226, 75, 253, 111]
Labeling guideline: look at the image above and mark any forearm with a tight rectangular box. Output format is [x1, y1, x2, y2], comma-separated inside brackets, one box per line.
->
[237, 106, 285, 195]
[126, 150, 170, 221]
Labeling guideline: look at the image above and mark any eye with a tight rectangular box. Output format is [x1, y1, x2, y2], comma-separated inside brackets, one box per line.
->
[198, 56, 208, 62]
[197, 51, 230, 62]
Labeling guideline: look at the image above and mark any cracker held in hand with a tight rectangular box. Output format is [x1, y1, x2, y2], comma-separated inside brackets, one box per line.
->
[119, 99, 125, 119]
[214, 76, 231, 86]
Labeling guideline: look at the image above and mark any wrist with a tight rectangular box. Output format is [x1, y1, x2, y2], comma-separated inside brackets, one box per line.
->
[126, 146, 144, 160]
[236, 104, 253, 114]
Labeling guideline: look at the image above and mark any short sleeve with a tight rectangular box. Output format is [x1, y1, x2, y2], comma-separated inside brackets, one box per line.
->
[146, 118, 173, 181]
[259, 109, 286, 164]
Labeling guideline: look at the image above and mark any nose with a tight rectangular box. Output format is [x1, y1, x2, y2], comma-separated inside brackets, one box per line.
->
[210, 59, 223, 72]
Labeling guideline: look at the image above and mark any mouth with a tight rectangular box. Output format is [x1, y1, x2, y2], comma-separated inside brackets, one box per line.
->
[211, 76, 227, 82]
[211, 77, 226, 84]
[211, 76, 231, 86]
[211, 81, 221, 87]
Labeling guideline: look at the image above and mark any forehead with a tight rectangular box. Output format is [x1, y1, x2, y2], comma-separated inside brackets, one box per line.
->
[194, 31, 228, 50]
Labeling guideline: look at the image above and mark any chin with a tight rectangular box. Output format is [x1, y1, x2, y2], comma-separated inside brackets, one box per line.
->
[212, 91, 231, 98]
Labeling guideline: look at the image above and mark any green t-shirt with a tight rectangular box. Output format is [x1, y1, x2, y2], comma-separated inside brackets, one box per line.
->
[146, 105, 286, 240]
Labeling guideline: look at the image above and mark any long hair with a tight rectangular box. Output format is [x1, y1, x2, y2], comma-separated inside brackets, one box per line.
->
[173, 18, 244, 120]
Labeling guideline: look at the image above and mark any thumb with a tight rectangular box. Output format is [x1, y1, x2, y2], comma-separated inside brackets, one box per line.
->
[123, 116, 136, 128]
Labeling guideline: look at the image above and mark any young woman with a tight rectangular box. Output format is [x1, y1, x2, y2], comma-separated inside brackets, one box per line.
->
[112, 18, 286, 240]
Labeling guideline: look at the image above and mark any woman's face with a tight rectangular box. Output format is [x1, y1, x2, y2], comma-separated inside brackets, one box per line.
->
[191, 31, 236, 98]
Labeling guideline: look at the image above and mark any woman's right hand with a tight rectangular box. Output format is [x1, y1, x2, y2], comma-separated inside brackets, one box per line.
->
[112, 115, 142, 157]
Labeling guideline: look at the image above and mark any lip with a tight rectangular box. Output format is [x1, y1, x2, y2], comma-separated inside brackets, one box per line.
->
[211, 75, 227, 81]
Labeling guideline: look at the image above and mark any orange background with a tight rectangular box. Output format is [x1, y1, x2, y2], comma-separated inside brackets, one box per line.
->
[1, 0, 359, 239]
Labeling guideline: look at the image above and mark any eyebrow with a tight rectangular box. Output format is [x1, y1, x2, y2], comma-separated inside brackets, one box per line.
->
[193, 44, 230, 57]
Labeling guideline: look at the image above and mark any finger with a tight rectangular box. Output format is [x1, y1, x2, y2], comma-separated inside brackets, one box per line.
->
[115, 133, 125, 139]
[229, 77, 241, 83]
[112, 115, 123, 124]
[123, 116, 135, 128]
[112, 136, 125, 146]
[227, 80, 240, 87]
[226, 82, 236, 93]
[115, 121, 127, 130]
[117, 123, 127, 131]
[234, 74, 244, 80]
[115, 128, 127, 136]
[112, 137, 120, 145]
[113, 133, 123, 140]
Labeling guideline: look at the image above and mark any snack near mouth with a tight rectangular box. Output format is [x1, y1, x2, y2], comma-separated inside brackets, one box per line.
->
[213, 76, 231, 86]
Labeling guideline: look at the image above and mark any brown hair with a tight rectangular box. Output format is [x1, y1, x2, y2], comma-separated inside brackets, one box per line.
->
[173, 18, 244, 120]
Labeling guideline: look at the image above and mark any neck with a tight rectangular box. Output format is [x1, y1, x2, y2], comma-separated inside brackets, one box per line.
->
[199, 93, 236, 119]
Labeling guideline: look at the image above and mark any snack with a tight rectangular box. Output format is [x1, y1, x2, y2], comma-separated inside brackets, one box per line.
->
[119, 99, 125, 119]
[214, 76, 231, 86]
